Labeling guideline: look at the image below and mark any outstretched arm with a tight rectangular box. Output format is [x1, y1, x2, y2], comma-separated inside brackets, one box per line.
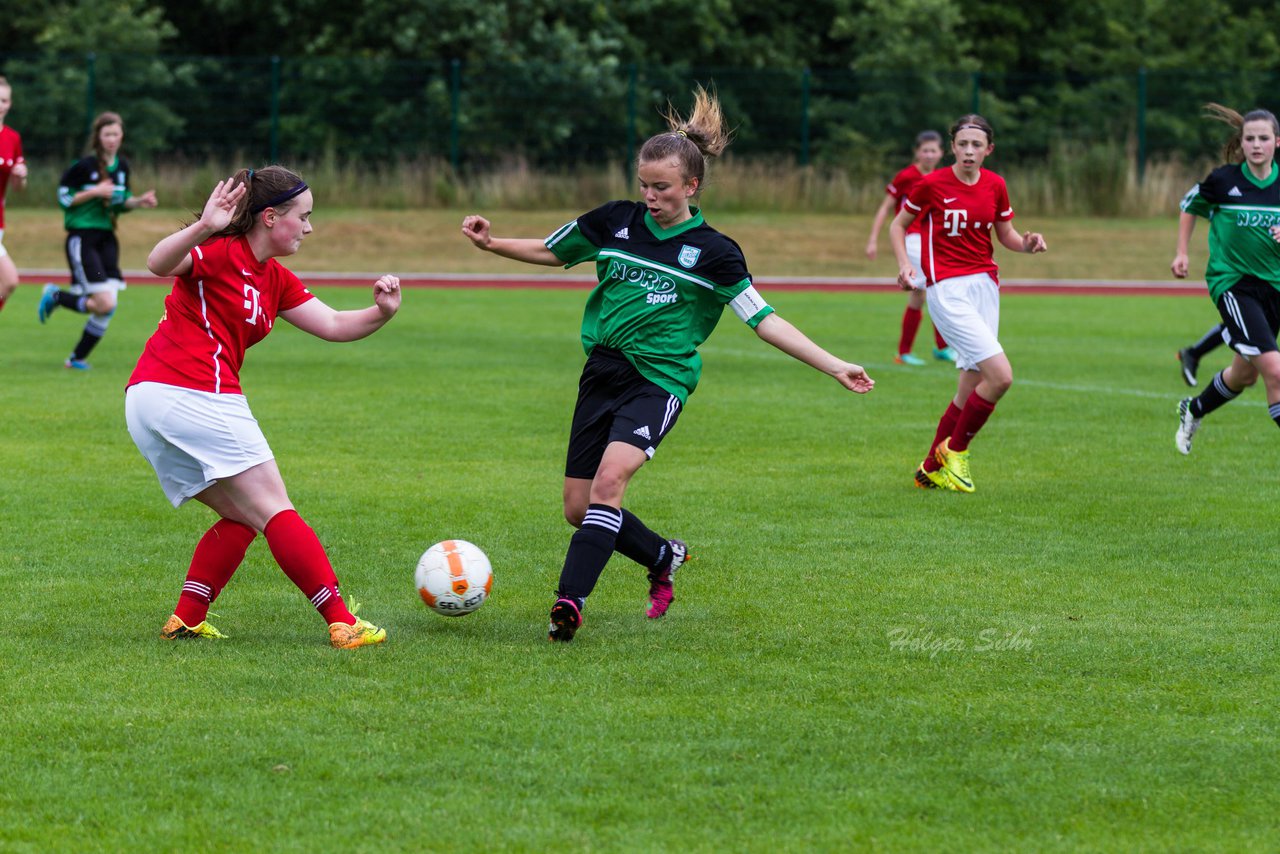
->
[1171, 212, 1197, 278]
[866, 195, 896, 260]
[147, 178, 246, 277]
[281, 275, 401, 342]
[753, 313, 875, 393]
[995, 220, 1047, 255]
[461, 215, 561, 266]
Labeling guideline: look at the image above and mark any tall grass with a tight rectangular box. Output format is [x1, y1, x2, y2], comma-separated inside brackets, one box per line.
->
[12, 143, 1205, 216]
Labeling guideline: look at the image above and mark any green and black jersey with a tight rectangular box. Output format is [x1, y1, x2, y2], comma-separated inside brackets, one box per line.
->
[58, 155, 134, 231]
[1182, 161, 1280, 303]
[545, 201, 773, 403]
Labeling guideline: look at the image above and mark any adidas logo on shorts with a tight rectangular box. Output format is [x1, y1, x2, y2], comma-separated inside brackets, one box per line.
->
[633, 425, 651, 440]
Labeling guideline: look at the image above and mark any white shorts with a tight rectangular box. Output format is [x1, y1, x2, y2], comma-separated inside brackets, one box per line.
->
[925, 273, 1002, 371]
[904, 233, 926, 289]
[71, 278, 126, 296]
[125, 381, 274, 507]
[0, 228, 7, 259]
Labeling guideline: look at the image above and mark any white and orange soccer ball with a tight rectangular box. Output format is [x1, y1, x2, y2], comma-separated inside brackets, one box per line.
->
[415, 539, 493, 616]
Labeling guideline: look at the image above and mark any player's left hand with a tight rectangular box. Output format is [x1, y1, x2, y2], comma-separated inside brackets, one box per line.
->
[136, 189, 159, 209]
[1023, 231, 1047, 253]
[373, 274, 401, 315]
[832, 363, 875, 394]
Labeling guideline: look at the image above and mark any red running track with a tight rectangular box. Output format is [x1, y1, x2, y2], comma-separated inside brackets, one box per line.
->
[16, 270, 1205, 297]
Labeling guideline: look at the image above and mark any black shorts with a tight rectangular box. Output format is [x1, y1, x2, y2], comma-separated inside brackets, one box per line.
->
[1216, 276, 1280, 357]
[66, 229, 122, 288]
[564, 346, 683, 479]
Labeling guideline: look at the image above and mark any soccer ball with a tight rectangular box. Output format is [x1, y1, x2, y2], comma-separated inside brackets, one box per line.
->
[415, 540, 493, 617]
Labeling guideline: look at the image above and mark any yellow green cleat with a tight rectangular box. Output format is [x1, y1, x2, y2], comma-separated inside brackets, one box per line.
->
[161, 614, 227, 640]
[329, 616, 387, 649]
[934, 438, 975, 493]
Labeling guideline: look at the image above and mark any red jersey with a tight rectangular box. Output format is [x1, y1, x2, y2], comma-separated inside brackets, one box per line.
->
[903, 167, 1013, 285]
[0, 125, 24, 229]
[128, 235, 315, 394]
[885, 163, 926, 236]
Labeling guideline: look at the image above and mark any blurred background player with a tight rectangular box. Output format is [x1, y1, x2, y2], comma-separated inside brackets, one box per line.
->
[0, 75, 28, 313]
[1174, 104, 1280, 455]
[39, 111, 157, 368]
[127, 167, 400, 647]
[866, 130, 955, 365]
[462, 86, 874, 642]
[890, 114, 1047, 493]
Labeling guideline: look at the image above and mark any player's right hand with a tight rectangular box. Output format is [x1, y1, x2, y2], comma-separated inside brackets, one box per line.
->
[897, 265, 920, 291]
[1170, 252, 1189, 279]
[461, 215, 492, 249]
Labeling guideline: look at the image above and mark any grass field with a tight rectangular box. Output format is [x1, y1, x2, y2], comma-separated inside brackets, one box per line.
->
[1, 274, 1276, 850]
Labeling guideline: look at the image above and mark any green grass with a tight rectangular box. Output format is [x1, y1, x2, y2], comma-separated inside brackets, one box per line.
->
[1, 283, 1276, 851]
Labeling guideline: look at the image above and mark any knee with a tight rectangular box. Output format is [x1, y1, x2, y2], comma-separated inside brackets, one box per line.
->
[563, 504, 586, 529]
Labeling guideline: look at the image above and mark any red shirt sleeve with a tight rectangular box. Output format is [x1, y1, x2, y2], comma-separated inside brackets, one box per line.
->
[995, 176, 1014, 222]
[275, 265, 314, 311]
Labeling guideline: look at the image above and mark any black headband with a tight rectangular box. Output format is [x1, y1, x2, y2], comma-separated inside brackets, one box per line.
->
[251, 181, 309, 214]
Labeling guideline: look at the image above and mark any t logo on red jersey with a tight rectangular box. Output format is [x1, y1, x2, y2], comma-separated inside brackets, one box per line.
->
[243, 283, 266, 327]
[943, 208, 968, 237]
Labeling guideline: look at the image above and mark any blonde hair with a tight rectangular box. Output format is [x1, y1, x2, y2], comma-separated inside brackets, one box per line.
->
[1204, 102, 1280, 163]
[638, 85, 733, 192]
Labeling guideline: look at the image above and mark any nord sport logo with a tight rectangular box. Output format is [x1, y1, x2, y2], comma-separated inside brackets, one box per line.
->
[605, 259, 678, 294]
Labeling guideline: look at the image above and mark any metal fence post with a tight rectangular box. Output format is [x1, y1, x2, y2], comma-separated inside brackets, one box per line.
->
[1137, 67, 1147, 184]
[86, 52, 96, 131]
[449, 58, 461, 172]
[800, 67, 811, 166]
[626, 62, 637, 170]
[269, 56, 281, 163]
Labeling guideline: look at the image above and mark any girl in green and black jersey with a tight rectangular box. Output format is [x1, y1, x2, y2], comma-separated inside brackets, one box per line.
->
[461, 86, 875, 642]
[1175, 103, 1280, 454]
[38, 111, 157, 369]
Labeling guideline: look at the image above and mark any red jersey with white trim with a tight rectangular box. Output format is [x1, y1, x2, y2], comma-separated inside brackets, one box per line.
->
[0, 126, 24, 229]
[903, 167, 1013, 285]
[886, 163, 926, 236]
[127, 235, 314, 394]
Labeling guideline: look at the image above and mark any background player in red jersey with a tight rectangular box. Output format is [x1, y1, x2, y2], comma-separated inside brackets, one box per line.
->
[889, 114, 1046, 493]
[125, 167, 401, 648]
[0, 76, 28, 313]
[866, 130, 954, 365]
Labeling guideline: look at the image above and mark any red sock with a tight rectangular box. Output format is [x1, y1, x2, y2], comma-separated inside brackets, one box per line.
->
[950, 390, 997, 452]
[0, 296, 7, 312]
[922, 402, 963, 471]
[263, 509, 355, 626]
[174, 519, 257, 626]
[899, 306, 922, 355]
[933, 324, 947, 350]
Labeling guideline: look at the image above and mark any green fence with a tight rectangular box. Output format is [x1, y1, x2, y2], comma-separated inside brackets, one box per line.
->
[3, 52, 1278, 177]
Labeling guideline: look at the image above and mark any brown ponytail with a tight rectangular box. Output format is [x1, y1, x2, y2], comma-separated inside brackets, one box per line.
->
[638, 85, 733, 193]
[1204, 102, 1280, 163]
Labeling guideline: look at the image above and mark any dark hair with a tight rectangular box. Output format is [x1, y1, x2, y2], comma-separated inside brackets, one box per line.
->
[1204, 103, 1279, 163]
[637, 84, 732, 194]
[914, 130, 943, 150]
[86, 111, 124, 177]
[0, 76, 10, 89]
[949, 114, 994, 145]
[214, 165, 309, 237]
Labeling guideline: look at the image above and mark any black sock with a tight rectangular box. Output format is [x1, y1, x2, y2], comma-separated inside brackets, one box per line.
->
[556, 504, 622, 602]
[1190, 370, 1240, 418]
[1270, 402, 1280, 429]
[71, 328, 103, 361]
[55, 291, 88, 312]
[613, 508, 669, 572]
[1188, 324, 1226, 360]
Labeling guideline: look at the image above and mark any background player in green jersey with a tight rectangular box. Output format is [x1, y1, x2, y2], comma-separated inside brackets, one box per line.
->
[1175, 104, 1280, 454]
[462, 86, 874, 642]
[39, 111, 157, 369]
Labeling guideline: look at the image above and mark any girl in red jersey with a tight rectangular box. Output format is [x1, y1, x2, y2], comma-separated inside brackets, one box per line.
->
[0, 76, 28, 312]
[889, 115, 1047, 493]
[125, 167, 401, 648]
[866, 130, 954, 365]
